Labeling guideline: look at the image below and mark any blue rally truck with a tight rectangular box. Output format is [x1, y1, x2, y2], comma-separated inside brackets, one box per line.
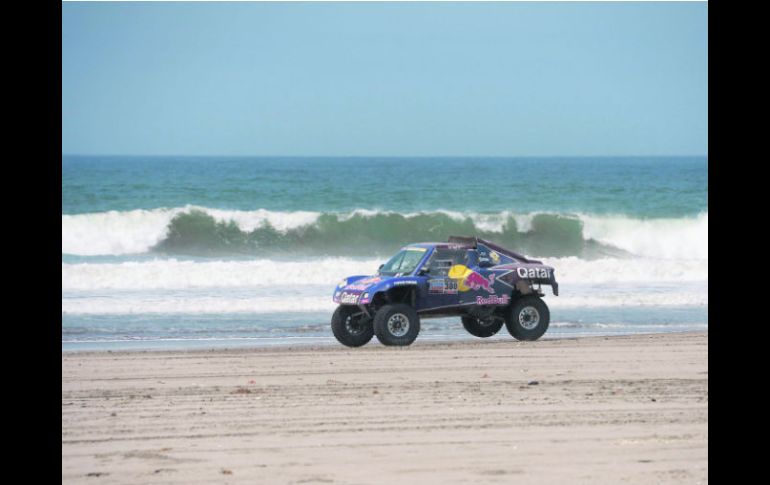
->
[331, 236, 559, 347]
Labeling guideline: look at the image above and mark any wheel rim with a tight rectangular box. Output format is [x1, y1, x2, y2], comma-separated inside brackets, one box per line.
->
[518, 306, 540, 330]
[387, 313, 410, 337]
[345, 313, 366, 335]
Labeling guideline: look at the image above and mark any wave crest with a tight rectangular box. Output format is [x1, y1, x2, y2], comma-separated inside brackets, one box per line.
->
[62, 206, 708, 259]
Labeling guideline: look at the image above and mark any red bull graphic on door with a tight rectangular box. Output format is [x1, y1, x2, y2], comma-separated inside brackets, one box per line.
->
[464, 271, 495, 293]
[447, 265, 496, 294]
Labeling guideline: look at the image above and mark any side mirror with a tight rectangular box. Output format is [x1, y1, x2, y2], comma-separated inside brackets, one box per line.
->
[378, 264, 384, 270]
[418, 267, 430, 276]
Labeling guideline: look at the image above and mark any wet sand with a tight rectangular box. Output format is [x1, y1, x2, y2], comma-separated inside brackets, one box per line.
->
[62, 332, 708, 484]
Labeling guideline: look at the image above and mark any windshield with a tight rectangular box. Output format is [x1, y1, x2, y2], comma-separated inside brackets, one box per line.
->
[379, 247, 427, 276]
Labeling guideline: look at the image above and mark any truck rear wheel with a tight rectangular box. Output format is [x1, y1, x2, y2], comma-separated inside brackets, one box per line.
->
[461, 316, 504, 338]
[331, 305, 374, 347]
[374, 304, 420, 346]
[505, 296, 550, 341]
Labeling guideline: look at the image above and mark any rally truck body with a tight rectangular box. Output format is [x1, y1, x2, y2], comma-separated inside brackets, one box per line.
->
[331, 236, 558, 347]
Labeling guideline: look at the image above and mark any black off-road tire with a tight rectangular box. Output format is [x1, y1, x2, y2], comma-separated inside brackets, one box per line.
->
[373, 304, 420, 346]
[505, 296, 550, 341]
[331, 305, 374, 347]
[461, 315, 504, 338]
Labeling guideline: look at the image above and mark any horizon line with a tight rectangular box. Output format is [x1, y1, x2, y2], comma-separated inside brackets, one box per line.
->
[62, 153, 708, 158]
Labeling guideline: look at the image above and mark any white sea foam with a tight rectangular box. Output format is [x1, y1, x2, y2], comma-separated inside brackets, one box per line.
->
[62, 258, 381, 290]
[540, 257, 708, 283]
[62, 295, 335, 315]
[61, 290, 706, 315]
[61, 206, 321, 256]
[62, 208, 175, 256]
[580, 212, 708, 260]
[547, 291, 707, 309]
[62, 254, 708, 315]
[62, 256, 707, 291]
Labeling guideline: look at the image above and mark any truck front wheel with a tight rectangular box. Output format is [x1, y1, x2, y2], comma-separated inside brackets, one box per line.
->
[505, 296, 550, 341]
[331, 305, 374, 347]
[373, 304, 420, 346]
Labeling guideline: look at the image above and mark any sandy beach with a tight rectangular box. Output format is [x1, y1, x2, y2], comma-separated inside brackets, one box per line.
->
[62, 332, 708, 484]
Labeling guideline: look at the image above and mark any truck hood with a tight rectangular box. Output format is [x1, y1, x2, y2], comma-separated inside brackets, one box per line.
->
[334, 274, 420, 305]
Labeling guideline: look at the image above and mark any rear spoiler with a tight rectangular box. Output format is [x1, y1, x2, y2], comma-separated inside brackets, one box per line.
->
[447, 236, 541, 264]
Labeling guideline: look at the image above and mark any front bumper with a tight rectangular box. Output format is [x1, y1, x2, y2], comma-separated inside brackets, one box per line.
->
[333, 290, 371, 305]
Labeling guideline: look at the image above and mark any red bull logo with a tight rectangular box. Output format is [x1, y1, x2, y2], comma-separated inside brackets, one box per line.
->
[464, 271, 496, 293]
[447, 265, 496, 294]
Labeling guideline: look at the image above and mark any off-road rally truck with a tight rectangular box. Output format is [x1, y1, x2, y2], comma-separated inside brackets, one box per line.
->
[331, 236, 559, 347]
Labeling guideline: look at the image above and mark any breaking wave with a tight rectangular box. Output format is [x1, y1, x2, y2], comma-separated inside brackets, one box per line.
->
[62, 206, 708, 259]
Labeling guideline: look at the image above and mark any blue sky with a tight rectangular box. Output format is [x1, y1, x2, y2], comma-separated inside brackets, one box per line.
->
[62, 2, 707, 156]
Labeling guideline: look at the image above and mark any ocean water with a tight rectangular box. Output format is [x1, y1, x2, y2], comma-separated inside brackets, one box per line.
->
[62, 156, 708, 350]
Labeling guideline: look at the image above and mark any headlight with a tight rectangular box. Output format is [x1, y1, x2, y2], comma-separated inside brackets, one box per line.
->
[363, 293, 369, 300]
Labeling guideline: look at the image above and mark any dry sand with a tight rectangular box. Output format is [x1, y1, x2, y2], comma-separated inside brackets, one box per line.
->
[62, 332, 708, 484]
